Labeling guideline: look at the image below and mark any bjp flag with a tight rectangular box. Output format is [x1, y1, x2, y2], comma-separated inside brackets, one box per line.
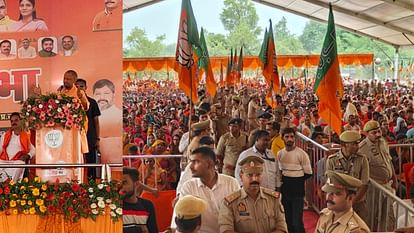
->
[313, 4, 344, 136]
[197, 27, 217, 97]
[175, 0, 200, 103]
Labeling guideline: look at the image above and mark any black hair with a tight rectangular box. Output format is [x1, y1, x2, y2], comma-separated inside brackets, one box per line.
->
[281, 127, 296, 137]
[0, 39, 11, 46]
[93, 79, 115, 93]
[123, 167, 139, 182]
[41, 37, 53, 45]
[191, 146, 216, 162]
[128, 145, 138, 154]
[175, 216, 201, 233]
[199, 136, 214, 146]
[18, 0, 37, 20]
[10, 112, 21, 119]
[75, 78, 86, 85]
[254, 130, 269, 142]
[270, 121, 280, 131]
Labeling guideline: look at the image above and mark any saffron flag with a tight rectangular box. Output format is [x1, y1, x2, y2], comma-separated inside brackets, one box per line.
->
[237, 47, 243, 84]
[219, 63, 224, 87]
[280, 75, 286, 95]
[260, 20, 280, 93]
[175, 0, 200, 103]
[313, 4, 344, 136]
[197, 28, 217, 97]
[226, 49, 235, 86]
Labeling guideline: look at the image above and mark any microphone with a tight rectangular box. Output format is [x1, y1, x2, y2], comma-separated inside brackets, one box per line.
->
[58, 85, 64, 91]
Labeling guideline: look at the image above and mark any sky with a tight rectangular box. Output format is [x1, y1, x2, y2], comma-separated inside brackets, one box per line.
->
[123, 0, 310, 46]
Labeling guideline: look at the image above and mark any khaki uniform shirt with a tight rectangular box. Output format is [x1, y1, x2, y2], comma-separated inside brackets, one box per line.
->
[359, 138, 393, 184]
[325, 150, 369, 185]
[219, 187, 288, 233]
[216, 132, 249, 168]
[315, 208, 370, 233]
[212, 115, 230, 141]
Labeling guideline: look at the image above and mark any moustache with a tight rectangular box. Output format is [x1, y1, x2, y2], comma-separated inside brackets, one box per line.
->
[326, 200, 335, 205]
[98, 99, 109, 104]
[250, 182, 260, 186]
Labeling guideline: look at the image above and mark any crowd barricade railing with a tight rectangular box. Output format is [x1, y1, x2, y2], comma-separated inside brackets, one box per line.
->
[295, 132, 414, 231]
[368, 178, 414, 231]
[0, 163, 122, 182]
[295, 132, 332, 212]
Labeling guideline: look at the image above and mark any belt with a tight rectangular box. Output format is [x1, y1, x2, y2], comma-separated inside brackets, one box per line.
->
[224, 164, 236, 170]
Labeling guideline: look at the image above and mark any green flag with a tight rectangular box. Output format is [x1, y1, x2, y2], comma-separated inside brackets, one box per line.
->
[313, 3, 344, 136]
[197, 28, 216, 96]
[258, 28, 268, 65]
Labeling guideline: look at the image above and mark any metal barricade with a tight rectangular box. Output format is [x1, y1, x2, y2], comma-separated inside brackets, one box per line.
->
[368, 178, 414, 231]
[0, 163, 122, 182]
[295, 132, 332, 212]
[295, 132, 414, 231]
[123, 154, 183, 189]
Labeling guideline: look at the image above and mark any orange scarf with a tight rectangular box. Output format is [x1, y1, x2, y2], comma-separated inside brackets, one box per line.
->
[0, 130, 30, 160]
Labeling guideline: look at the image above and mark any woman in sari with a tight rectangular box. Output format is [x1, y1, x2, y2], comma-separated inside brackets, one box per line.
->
[12, 0, 48, 32]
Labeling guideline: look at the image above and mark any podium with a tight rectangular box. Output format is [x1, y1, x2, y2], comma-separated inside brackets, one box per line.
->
[35, 126, 84, 183]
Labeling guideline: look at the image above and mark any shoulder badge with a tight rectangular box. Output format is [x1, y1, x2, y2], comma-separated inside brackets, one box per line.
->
[359, 140, 368, 148]
[262, 188, 280, 198]
[348, 221, 361, 233]
[224, 190, 241, 205]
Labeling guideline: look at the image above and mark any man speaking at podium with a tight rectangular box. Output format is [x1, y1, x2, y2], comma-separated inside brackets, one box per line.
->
[58, 69, 90, 154]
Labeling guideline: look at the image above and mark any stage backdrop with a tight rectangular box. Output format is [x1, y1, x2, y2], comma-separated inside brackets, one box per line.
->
[0, 0, 123, 166]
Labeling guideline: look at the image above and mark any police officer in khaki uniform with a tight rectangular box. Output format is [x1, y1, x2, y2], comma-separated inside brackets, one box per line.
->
[325, 130, 369, 224]
[216, 118, 249, 176]
[219, 155, 288, 233]
[248, 112, 272, 147]
[211, 103, 230, 142]
[174, 195, 208, 233]
[359, 120, 397, 232]
[182, 121, 211, 169]
[316, 171, 370, 233]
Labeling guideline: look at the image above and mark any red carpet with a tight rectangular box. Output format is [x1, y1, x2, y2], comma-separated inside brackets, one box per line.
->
[304, 209, 319, 233]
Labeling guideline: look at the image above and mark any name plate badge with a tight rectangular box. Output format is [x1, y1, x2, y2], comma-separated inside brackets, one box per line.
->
[44, 129, 64, 148]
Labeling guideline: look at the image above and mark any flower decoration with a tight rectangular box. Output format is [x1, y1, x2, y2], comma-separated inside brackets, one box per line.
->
[0, 177, 121, 222]
[21, 93, 86, 130]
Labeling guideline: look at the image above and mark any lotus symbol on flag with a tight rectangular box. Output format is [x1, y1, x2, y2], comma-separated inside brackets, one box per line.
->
[176, 20, 194, 69]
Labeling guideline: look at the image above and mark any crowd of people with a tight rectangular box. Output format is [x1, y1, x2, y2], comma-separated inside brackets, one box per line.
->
[121, 76, 414, 232]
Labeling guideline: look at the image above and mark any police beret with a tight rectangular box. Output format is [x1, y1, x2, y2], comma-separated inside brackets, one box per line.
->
[238, 155, 264, 174]
[191, 121, 210, 131]
[363, 120, 380, 132]
[322, 171, 362, 193]
[228, 118, 242, 125]
[175, 195, 207, 220]
[257, 111, 273, 119]
[339, 131, 361, 143]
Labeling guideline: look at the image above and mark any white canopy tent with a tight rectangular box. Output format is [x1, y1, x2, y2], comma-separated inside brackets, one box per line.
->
[123, 0, 414, 79]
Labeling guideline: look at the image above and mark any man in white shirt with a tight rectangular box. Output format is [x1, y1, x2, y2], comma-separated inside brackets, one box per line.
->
[0, 112, 35, 182]
[60, 35, 76, 56]
[170, 147, 240, 233]
[17, 38, 36, 59]
[235, 130, 281, 191]
[277, 127, 312, 233]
